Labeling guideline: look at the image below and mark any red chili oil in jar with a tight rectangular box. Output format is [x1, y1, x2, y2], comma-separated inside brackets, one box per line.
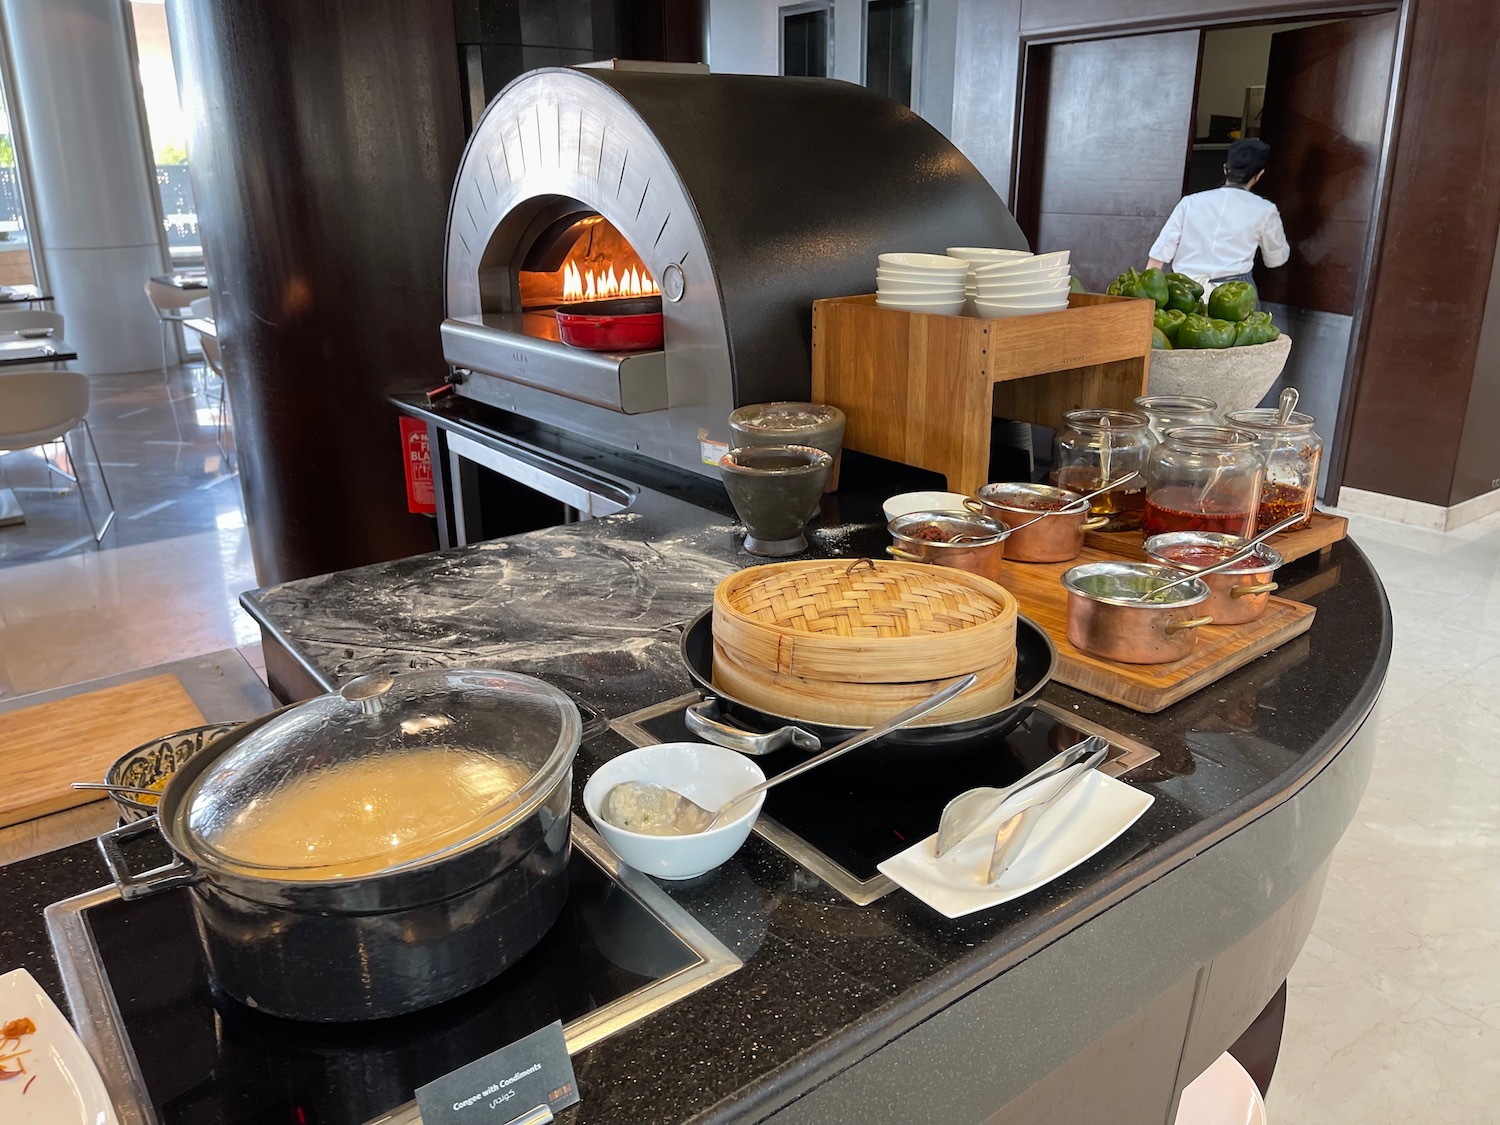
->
[1255, 482, 1314, 533]
[1142, 491, 1256, 537]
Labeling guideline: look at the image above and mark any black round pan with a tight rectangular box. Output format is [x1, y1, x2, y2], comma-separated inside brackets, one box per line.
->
[679, 609, 1056, 768]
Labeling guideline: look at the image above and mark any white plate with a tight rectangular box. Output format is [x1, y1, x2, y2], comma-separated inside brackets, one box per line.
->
[876, 297, 966, 315]
[878, 770, 1153, 918]
[0, 969, 118, 1125]
[1174, 1052, 1267, 1125]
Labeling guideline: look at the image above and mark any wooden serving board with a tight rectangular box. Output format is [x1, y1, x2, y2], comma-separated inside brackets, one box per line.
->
[1086, 510, 1348, 566]
[0, 673, 205, 827]
[995, 549, 1317, 714]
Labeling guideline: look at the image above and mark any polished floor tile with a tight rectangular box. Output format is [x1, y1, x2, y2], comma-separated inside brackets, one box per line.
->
[0, 365, 240, 567]
[1271, 508, 1500, 1122]
[0, 527, 258, 699]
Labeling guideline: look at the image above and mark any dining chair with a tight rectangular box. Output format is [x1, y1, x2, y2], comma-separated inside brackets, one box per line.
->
[0, 370, 116, 543]
[145, 278, 198, 378]
[185, 297, 230, 451]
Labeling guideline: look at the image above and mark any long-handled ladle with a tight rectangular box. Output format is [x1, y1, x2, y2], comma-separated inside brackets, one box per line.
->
[601, 673, 979, 836]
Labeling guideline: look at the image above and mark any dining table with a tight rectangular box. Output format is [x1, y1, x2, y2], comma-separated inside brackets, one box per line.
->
[150, 271, 209, 291]
[0, 283, 54, 304]
[0, 330, 78, 368]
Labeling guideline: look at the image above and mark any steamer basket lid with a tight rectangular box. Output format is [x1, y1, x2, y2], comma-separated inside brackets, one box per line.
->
[169, 669, 580, 880]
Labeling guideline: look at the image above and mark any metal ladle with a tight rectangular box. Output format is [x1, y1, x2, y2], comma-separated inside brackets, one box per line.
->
[1140, 512, 1304, 603]
[601, 673, 979, 836]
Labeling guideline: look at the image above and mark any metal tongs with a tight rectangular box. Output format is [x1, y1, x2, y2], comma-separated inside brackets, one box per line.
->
[985, 742, 1109, 884]
[934, 735, 1110, 882]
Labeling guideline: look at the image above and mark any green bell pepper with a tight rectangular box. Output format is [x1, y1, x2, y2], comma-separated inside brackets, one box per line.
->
[1176, 315, 1238, 350]
[1233, 310, 1280, 346]
[1114, 267, 1169, 308]
[1106, 277, 1125, 296]
[1207, 281, 1258, 323]
[1154, 307, 1186, 343]
[1165, 272, 1204, 302]
[1151, 327, 1173, 350]
[1068, 275, 1086, 294]
[1165, 279, 1200, 314]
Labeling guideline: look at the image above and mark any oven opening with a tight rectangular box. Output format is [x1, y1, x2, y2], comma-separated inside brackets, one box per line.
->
[518, 214, 659, 311]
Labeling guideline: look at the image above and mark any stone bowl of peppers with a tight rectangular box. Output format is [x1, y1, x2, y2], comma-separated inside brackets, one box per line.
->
[1105, 267, 1292, 415]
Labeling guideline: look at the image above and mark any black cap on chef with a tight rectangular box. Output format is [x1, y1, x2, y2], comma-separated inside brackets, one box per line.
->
[1226, 138, 1271, 183]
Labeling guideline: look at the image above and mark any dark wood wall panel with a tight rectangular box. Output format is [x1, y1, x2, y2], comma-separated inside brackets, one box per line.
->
[1018, 31, 1200, 290]
[167, 0, 466, 584]
[953, 0, 1500, 509]
[1254, 16, 1396, 315]
[1340, 0, 1500, 506]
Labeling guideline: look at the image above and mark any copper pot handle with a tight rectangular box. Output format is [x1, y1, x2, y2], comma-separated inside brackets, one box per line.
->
[1232, 582, 1279, 598]
[963, 497, 987, 514]
[886, 546, 926, 563]
[1164, 615, 1214, 634]
[1081, 515, 1110, 532]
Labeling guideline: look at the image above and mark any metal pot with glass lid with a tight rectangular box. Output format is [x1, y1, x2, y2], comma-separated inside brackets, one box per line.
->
[97, 669, 582, 1022]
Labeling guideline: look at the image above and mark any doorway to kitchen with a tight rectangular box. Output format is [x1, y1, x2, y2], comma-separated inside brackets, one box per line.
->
[1013, 9, 1401, 500]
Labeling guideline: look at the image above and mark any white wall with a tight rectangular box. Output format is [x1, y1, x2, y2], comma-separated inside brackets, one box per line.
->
[706, 0, 958, 136]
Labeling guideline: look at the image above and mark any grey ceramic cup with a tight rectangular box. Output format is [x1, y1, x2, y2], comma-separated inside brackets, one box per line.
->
[719, 445, 834, 557]
[727, 403, 847, 493]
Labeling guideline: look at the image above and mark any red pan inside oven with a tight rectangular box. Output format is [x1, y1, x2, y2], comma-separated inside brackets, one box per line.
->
[555, 296, 664, 351]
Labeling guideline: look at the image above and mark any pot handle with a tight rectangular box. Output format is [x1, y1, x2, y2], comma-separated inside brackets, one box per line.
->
[684, 698, 822, 757]
[1232, 581, 1279, 598]
[1165, 615, 1215, 635]
[1081, 515, 1111, 532]
[886, 546, 926, 563]
[98, 817, 202, 900]
[963, 497, 986, 514]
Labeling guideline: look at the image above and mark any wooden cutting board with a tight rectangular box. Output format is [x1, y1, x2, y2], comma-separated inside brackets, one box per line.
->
[1086, 509, 1348, 566]
[0, 673, 205, 827]
[995, 549, 1317, 714]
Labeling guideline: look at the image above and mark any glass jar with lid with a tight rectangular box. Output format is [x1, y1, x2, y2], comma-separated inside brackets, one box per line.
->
[1225, 408, 1324, 532]
[1051, 408, 1152, 531]
[1133, 395, 1220, 445]
[1143, 426, 1265, 538]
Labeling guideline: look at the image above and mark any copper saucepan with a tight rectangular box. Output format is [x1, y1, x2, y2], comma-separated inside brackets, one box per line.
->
[1061, 561, 1213, 664]
[1144, 532, 1284, 626]
[966, 482, 1109, 563]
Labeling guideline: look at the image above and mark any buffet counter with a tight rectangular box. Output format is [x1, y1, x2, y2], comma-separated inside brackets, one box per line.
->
[0, 415, 1389, 1124]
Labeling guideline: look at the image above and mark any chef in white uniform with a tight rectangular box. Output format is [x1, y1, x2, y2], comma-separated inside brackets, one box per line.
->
[1147, 138, 1290, 290]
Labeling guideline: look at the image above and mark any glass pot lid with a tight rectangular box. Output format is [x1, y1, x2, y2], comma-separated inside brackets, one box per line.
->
[170, 669, 581, 880]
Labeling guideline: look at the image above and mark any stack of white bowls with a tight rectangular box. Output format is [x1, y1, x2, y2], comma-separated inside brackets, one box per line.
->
[875, 253, 969, 316]
[948, 247, 1073, 318]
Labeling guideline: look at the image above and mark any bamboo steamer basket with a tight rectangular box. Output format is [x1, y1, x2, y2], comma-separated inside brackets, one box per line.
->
[712, 640, 1016, 727]
[713, 559, 1017, 683]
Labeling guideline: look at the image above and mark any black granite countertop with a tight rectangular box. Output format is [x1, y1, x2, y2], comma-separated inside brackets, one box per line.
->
[0, 432, 1392, 1124]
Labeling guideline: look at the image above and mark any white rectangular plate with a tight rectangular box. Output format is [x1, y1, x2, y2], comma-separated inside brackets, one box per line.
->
[0, 968, 119, 1124]
[878, 770, 1154, 919]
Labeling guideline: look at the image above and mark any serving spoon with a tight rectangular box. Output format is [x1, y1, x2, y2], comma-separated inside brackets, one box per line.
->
[601, 672, 979, 836]
[1140, 512, 1304, 603]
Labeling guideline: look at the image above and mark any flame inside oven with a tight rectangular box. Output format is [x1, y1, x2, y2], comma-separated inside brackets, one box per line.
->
[562, 260, 660, 301]
[520, 215, 659, 309]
